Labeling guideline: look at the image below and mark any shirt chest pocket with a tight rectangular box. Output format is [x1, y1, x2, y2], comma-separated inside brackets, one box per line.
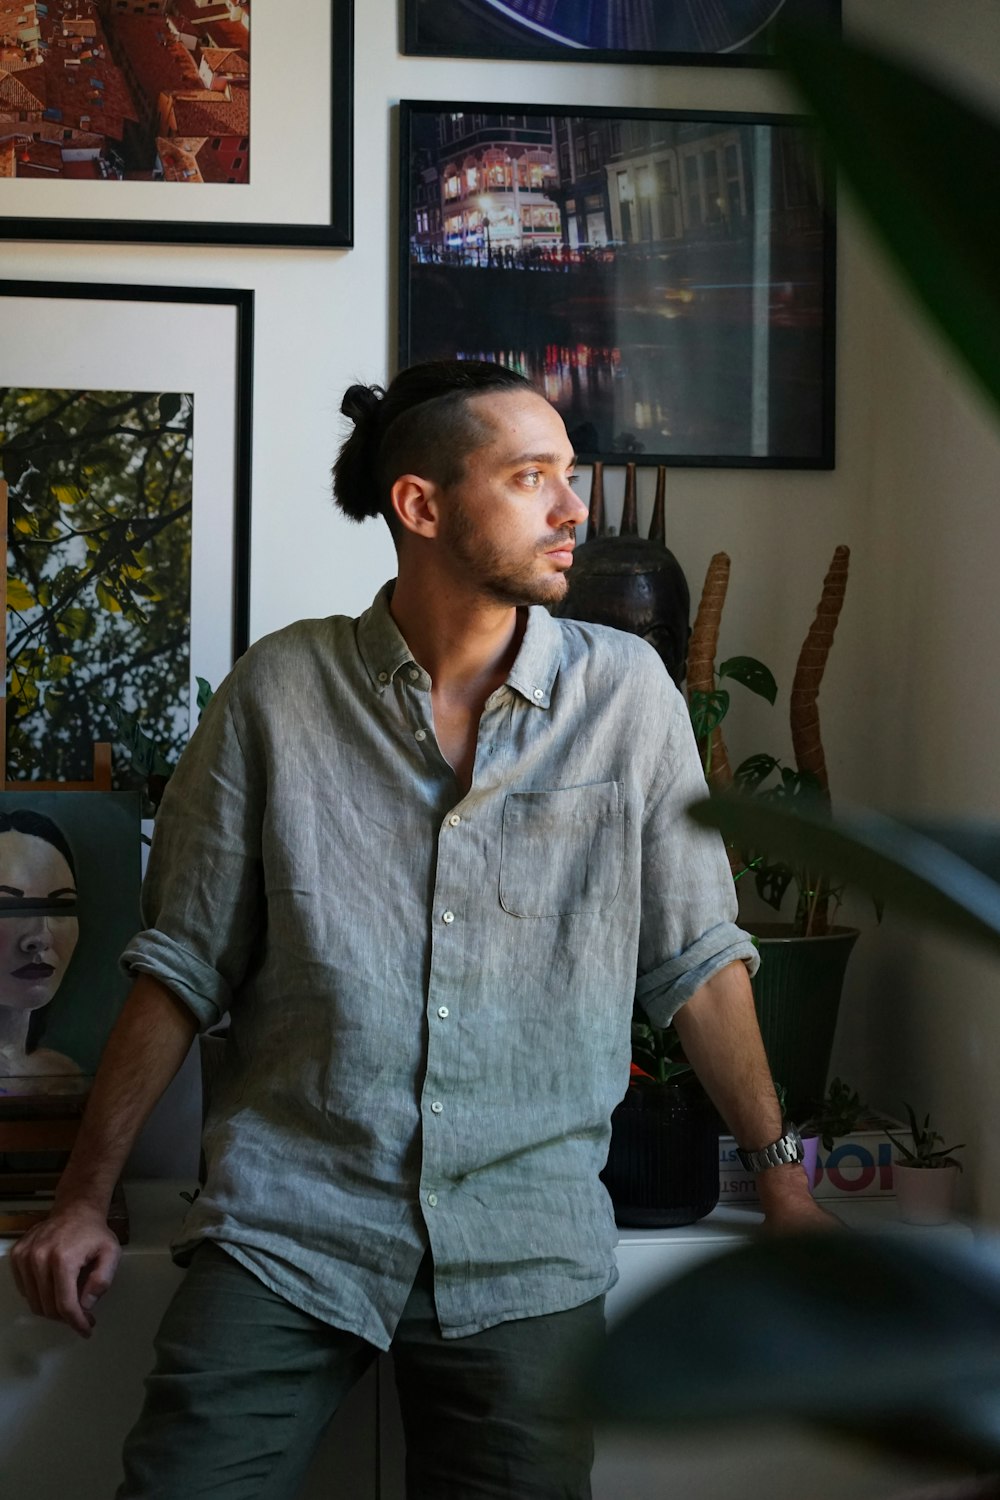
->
[499, 781, 624, 917]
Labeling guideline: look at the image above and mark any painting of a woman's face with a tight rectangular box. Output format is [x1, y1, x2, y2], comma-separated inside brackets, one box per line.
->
[0, 829, 79, 1012]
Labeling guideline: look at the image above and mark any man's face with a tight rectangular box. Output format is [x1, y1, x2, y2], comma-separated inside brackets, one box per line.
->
[437, 390, 589, 607]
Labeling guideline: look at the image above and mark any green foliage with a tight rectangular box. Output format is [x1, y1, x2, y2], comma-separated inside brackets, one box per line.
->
[195, 676, 214, 717]
[105, 676, 214, 816]
[590, 1232, 1000, 1472]
[778, 17, 1000, 420]
[800, 1076, 869, 1151]
[691, 649, 839, 933]
[718, 655, 778, 706]
[687, 687, 729, 740]
[630, 1012, 693, 1087]
[888, 1104, 965, 1171]
[1, 387, 193, 788]
[692, 795, 1000, 958]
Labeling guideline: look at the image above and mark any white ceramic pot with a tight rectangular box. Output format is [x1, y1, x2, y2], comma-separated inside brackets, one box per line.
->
[892, 1161, 961, 1225]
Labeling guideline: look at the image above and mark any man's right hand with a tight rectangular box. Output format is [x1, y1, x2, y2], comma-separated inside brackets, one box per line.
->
[9, 1203, 122, 1338]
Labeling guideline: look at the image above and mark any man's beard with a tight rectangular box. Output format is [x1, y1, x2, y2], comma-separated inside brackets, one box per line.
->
[441, 506, 574, 607]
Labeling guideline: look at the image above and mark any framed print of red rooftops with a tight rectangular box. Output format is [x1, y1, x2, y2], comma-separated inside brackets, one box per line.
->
[0, 0, 353, 247]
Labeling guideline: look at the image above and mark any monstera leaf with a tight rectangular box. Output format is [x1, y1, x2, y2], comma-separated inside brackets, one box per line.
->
[589, 1232, 1000, 1472]
[690, 793, 1000, 956]
[778, 17, 1000, 416]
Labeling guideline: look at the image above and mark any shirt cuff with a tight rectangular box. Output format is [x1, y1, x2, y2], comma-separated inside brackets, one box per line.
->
[635, 922, 759, 1029]
[120, 930, 233, 1032]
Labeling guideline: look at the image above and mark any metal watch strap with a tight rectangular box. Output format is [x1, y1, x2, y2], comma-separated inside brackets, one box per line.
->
[735, 1125, 805, 1173]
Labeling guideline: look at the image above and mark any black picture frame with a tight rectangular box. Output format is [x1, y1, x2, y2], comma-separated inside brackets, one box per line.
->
[1, 281, 253, 786]
[403, 0, 841, 67]
[0, 1, 352, 248]
[399, 101, 836, 469]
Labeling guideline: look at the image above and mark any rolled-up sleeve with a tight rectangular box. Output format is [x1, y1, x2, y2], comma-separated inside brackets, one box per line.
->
[120, 670, 262, 1031]
[635, 685, 758, 1029]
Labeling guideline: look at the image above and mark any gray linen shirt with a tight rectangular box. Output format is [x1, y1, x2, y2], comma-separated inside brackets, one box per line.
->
[122, 582, 757, 1350]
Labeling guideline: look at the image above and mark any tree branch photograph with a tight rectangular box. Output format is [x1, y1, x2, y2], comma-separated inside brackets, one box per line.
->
[2, 387, 193, 787]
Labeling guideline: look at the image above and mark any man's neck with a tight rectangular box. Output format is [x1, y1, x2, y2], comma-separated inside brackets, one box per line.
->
[388, 568, 525, 703]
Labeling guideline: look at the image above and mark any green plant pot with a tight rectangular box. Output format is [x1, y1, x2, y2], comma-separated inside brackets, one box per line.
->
[750, 924, 859, 1123]
[601, 1080, 721, 1228]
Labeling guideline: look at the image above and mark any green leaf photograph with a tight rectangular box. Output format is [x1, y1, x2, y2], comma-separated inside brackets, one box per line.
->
[2, 387, 193, 787]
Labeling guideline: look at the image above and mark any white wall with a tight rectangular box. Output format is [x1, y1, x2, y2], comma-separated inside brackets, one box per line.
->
[6, 0, 999, 1211]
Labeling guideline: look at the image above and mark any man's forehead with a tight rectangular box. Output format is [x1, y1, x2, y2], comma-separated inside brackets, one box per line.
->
[467, 389, 570, 453]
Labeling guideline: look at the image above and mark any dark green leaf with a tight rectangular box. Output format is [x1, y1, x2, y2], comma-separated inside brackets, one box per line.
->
[689, 794, 1000, 957]
[689, 689, 729, 738]
[778, 18, 1000, 417]
[589, 1233, 1000, 1468]
[195, 676, 214, 715]
[756, 861, 793, 911]
[733, 753, 780, 792]
[718, 656, 778, 705]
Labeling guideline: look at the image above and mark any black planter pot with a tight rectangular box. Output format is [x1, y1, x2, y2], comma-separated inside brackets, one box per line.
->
[601, 1081, 721, 1228]
[750, 925, 859, 1122]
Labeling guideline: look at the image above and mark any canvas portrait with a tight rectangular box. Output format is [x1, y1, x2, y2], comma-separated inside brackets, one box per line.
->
[0, 790, 141, 1097]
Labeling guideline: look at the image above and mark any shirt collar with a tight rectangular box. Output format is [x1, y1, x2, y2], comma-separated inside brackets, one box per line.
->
[356, 581, 420, 690]
[356, 581, 561, 710]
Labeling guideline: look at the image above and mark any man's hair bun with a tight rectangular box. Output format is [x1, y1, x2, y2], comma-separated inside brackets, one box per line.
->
[340, 383, 385, 426]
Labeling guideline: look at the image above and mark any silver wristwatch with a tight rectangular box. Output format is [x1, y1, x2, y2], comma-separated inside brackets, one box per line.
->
[736, 1124, 805, 1173]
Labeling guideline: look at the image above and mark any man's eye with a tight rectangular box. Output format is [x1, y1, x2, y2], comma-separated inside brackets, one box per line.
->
[568, 472, 580, 486]
[520, 470, 542, 487]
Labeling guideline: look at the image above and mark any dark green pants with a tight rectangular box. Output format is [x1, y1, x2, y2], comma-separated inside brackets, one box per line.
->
[118, 1243, 604, 1500]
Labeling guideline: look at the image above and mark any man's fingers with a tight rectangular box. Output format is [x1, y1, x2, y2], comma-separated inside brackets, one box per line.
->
[8, 1243, 43, 1316]
[50, 1256, 96, 1336]
[79, 1240, 121, 1311]
[9, 1214, 121, 1336]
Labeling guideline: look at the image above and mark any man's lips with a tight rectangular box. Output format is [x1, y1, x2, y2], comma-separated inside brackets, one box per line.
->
[545, 541, 575, 565]
[12, 962, 54, 980]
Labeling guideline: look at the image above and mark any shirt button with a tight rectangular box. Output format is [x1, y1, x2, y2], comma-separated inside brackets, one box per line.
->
[408, 667, 420, 681]
[442, 910, 455, 924]
[448, 814, 461, 827]
[533, 687, 544, 700]
[427, 1192, 438, 1208]
[414, 728, 427, 741]
[430, 1100, 443, 1114]
[437, 1006, 449, 1019]
[378, 671, 389, 683]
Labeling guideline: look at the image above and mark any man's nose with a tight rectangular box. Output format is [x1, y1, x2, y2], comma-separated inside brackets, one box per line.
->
[555, 479, 589, 529]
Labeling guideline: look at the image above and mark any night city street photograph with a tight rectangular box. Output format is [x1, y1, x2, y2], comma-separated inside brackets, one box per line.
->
[401, 103, 835, 466]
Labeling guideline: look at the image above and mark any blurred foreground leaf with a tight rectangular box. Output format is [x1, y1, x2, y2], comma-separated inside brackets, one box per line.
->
[590, 1232, 1000, 1470]
[690, 793, 1000, 955]
[778, 19, 1000, 416]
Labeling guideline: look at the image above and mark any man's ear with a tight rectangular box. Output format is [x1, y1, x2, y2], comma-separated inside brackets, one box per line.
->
[390, 474, 441, 539]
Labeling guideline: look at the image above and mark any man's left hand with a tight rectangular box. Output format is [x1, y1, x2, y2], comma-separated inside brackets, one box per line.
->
[754, 1164, 841, 1232]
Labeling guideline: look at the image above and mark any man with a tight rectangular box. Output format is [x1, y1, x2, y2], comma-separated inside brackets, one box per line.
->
[10, 360, 825, 1499]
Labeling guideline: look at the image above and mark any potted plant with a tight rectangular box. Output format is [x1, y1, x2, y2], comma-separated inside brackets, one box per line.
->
[888, 1104, 965, 1226]
[687, 547, 858, 1121]
[601, 1012, 722, 1228]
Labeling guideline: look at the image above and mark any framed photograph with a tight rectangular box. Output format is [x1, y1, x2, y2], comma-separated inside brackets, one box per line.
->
[404, 0, 841, 66]
[0, 281, 252, 787]
[400, 102, 835, 468]
[0, 790, 141, 1095]
[0, 0, 352, 247]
